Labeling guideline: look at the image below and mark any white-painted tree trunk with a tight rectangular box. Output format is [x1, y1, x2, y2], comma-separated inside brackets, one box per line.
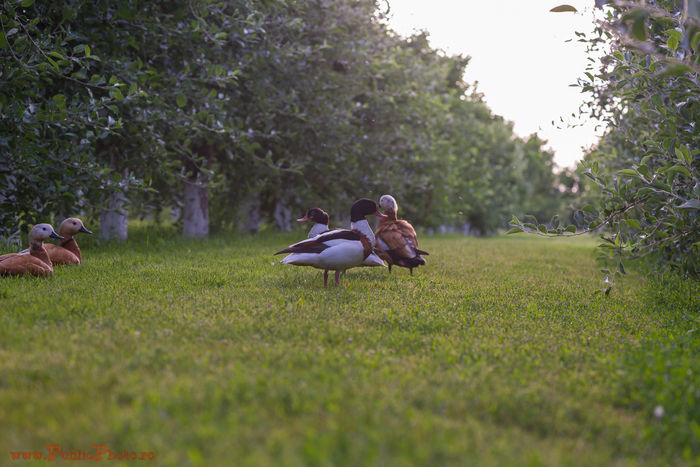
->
[182, 179, 209, 238]
[100, 190, 128, 241]
[273, 200, 292, 232]
[240, 195, 261, 234]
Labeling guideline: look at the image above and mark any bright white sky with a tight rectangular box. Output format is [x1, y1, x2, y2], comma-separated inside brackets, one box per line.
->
[386, 0, 605, 168]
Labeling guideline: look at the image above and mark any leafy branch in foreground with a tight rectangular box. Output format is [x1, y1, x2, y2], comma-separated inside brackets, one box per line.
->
[516, 1, 700, 292]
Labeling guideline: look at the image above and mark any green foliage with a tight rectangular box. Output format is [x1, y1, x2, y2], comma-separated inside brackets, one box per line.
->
[0, 0, 128, 237]
[2, 0, 566, 238]
[0, 230, 698, 464]
[516, 1, 699, 284]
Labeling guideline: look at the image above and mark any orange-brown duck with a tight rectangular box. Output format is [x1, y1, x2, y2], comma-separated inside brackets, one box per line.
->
[44, 217, 92, 264]
[0, 224, 63, 277]
[374, 194, 428, 274]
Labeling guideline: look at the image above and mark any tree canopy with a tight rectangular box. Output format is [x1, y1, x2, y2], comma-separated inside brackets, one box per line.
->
[1, 0, 575, 244]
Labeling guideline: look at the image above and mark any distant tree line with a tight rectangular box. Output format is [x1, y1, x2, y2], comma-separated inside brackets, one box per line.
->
[1, 0, 571, 244]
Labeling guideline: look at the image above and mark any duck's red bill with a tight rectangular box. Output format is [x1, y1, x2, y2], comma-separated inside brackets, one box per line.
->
[375, 210, 388, 218]
[297, 216, 310, 222]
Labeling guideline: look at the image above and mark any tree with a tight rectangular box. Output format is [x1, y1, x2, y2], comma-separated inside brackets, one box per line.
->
[0, 0, 131, 241]
[2, 0, 566, 242]
[511, 1, 699, 285]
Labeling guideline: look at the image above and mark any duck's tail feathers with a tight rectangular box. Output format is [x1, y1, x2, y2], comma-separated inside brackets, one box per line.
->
[362, 253, 386, 267]
[279, 255, 295, 264]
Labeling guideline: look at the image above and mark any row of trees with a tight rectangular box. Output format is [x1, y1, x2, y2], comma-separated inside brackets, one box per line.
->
[1, 0, 569, 244]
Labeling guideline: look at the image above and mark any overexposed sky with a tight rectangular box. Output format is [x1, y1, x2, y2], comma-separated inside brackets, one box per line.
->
[386, 0, 605, 168]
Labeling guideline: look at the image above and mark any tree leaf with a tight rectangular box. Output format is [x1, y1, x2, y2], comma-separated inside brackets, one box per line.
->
[625, 219, 641, 229]
[666, 165, 691, 178]
[21, 0, 35, 7]
[624, 9, 648, 41]
[667, 35, 678, 51]
[565, 225, 576, 233]
[506, 228, 523, 234]
[550, 5, 578, 13]
[674, 147, 684, 162]
[46, 56, 58, 70]
[678, 199, 700, 210]
[657, 64, 693, 77]
[618, 169, 639, 177]
[692, 31, 700, 52]
[631, 17, 647, 41]
[176, 94, 187, 108]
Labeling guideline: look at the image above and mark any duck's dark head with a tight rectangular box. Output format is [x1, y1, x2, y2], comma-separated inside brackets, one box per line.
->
[298, 208, 329, 226]
[350, 198, 387, 222]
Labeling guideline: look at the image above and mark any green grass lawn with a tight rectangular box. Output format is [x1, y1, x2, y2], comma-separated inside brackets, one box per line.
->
[1, 226, 698, 466]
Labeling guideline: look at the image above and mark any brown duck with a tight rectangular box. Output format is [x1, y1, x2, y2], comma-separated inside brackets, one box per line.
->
[0, 224, 63, 277]
[374, 194, 428, 274]
[44, 217, 92, 264]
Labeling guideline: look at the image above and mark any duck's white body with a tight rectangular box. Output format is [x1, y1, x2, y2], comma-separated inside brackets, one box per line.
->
[352, 219, 384, 267]
[280, 230, 370, 270]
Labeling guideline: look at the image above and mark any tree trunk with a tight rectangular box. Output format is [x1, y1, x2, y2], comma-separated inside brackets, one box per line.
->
[240, 194, 261, 234]
[100, 190, 128, 241]
[182, 178, 209, 238]
[273, 200, 292, 232]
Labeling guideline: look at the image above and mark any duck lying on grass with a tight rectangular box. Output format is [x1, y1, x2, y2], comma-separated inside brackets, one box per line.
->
[276, 199, 386, 287]
[46, 217, 92, 264]
[20, 217, 92, 265]
[0, 224, 63, 277]
[375, 194, 428, 275]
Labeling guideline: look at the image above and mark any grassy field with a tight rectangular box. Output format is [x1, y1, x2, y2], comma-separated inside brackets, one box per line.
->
[1, 225, 698, 466]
